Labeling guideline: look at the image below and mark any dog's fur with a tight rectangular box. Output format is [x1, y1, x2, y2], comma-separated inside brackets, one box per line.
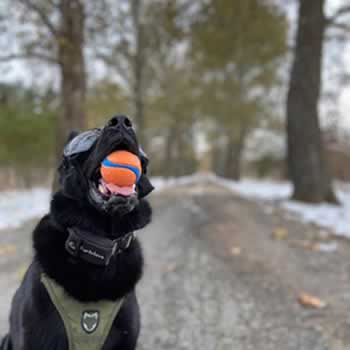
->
[1, 115, 154, 350]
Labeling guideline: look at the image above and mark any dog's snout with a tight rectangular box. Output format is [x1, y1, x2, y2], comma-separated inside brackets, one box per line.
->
[107, 115, 133, 131]
[101, 114, 139, 155]
[122, 117, 133, 129]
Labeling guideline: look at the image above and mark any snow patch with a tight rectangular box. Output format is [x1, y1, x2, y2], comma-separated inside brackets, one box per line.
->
[221, 178, 292, 200]
[151, 173, 350, 239]
[224, 180, 350, 238]
[0, 187, 50, 230]
[315, 241, 338, 253]
[2, 174, 350, 239]
[151, 175, 208, 191]
[219, 177, 350, 239]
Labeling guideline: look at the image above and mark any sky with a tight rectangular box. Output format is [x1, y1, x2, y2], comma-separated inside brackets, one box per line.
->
[325, 0, 350, 130]
[338, 53, 350, 130]
[1, 0, 350, 129]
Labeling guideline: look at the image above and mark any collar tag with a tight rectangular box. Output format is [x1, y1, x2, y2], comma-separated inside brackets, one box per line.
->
[65, 228, 135, 266]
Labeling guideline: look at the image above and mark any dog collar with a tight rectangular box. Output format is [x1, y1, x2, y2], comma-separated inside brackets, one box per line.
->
[65, 227, 135, 266]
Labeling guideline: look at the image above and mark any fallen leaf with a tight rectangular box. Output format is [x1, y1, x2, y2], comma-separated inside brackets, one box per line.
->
[0, 244, 16, 255]
[289, 239, 314, 250]
[297, 292, 327, 309]
[271, 227, 288, 240]
[230, 246, 241, 256]
[214, 224, 227, 233]
[163, 263, 178, 273]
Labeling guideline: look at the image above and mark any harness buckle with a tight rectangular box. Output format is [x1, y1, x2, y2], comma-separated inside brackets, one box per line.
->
[112, 241, 118, 255]
[125, 233, 135, 249]
[65, 228, 82, 257]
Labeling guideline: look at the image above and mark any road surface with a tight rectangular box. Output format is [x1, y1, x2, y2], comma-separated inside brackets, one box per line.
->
[1, 180, 350, 349]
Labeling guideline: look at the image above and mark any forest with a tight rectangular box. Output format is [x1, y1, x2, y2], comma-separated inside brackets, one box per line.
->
[0, 0, 349, 204]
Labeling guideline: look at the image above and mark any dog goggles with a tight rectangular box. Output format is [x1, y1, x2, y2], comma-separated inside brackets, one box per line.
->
[63, 128, 149, 164]
[64, 129, 102, 158]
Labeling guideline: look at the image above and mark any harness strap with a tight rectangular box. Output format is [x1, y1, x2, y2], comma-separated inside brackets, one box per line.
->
[41, 274, 124, 350]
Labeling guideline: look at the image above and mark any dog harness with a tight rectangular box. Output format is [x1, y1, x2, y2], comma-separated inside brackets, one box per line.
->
[41, 274, 124, 350]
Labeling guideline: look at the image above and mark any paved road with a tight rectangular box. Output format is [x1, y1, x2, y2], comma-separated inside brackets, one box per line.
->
[0, 219, 33, 336]
[1, 181, 350, 349]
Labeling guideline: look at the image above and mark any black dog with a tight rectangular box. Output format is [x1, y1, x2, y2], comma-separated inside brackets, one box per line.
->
[1, 115, 154, 350]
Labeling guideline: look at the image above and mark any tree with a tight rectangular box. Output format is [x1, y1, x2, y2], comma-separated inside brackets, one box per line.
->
[286, 0, 338, 203]
[146, 63, 199, 176]
[95, 0, 148, 145]
[0, 0, 109, 164]
[96, 0, 183, 148]
[190, 0, 287, 179]
[0, 83, 56, 187]
[86, 79, 129, 127]
[56, 0, 87, 161]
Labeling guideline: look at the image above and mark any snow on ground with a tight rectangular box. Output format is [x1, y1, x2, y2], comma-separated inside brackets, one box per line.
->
[220, 177, 350, 238]
[221, 178, 292, 200]
[2, 174, 350, 238]
[152, 174, 350, 239]
[0, 188, 50, 230]
[282, 192, 350, 238]
[0, 177, 198, 231]
[0, 177, 180, 231]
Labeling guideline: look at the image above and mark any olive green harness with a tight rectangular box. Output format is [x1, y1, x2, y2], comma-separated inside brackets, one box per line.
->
[41, 274, 124, 350]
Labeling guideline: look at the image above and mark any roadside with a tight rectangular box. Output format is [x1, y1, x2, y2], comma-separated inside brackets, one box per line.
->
[0, 220, 34, 335]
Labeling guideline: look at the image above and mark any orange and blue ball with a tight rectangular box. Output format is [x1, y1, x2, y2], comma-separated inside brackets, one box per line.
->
[100, 150, 142, 187]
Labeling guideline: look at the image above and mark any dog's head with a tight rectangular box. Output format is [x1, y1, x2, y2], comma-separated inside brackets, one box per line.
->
[58, 115, 154, 216]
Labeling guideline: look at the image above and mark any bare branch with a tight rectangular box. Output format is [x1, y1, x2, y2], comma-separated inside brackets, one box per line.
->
[0, 52, 58, 64]
[95, 52, 131, 85]
[325, 32, 349, 42]
[46, 0, 60, 8]
[326, 6, 350, 27]
[330, 22, 350, 33]
[18, 0, 58, 37]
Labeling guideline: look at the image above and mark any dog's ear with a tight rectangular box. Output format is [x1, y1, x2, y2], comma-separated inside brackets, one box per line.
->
[57, 130, 93, 199]
[137, 174, 154, 198]
[139, 146, 149, 174]
[137, 146, 154, 198]
[57, 131, 79, 175]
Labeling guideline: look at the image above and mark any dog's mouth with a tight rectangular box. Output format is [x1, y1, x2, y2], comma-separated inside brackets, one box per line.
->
[88, 161, 139, 216]
[85, 125, 141, 215]
[96, 177, 136, 198]
[87, 143, 140, 215]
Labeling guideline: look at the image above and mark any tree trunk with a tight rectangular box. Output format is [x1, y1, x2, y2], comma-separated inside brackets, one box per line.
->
[286, 0, 337, 203]
[53, 0, 87, 191]
[223, 128, 247, 181]
[164, 125, 176, 177]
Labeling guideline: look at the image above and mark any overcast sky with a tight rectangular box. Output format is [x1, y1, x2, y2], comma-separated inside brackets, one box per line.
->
[324, 0, 350, 130]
